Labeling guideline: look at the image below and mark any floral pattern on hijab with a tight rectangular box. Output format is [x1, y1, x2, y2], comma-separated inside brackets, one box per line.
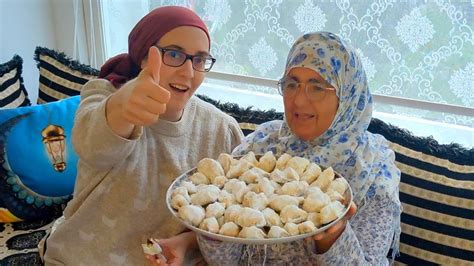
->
[237, 32, 400, 204]
[234, 32, 401, 252]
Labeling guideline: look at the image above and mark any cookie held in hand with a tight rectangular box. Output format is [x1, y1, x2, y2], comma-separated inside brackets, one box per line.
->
[142, 238, 167, 262]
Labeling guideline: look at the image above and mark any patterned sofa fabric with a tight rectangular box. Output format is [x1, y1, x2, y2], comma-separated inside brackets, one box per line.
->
[0, 217, 54, 265]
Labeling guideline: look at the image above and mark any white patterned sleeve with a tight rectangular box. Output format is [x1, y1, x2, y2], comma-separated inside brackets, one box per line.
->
[231, 120, 282, 156]
[312, 195, 398, 265]
[231, 135, 254, 156]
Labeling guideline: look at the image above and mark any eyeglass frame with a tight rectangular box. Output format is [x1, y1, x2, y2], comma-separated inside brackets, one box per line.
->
[277, 77, 336, 102]
[154, 45, 216, 72]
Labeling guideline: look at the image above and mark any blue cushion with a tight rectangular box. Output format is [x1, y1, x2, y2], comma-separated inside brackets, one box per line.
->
[0, 96, 80, 222]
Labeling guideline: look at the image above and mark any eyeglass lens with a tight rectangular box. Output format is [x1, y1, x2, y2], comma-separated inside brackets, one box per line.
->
[162, 49, 213, 71]
[279, 79, 330, 101]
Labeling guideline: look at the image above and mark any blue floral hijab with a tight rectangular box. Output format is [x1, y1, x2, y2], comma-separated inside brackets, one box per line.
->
[279, 32, 402, 204]
[234, 31, 401, 255]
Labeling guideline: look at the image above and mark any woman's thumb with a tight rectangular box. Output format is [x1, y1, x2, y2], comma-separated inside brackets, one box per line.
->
[143, 46, 162, 83]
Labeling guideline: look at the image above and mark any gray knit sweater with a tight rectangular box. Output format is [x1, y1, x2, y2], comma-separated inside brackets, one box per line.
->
[43, 79, 243, 265]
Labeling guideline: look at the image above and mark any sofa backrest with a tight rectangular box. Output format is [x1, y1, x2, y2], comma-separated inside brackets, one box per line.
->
[196, 94, 474, 265]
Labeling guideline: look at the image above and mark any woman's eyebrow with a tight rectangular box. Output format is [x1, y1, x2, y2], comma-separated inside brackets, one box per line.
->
[287, 75, 299, 82]
[308, 78, 321, 83]
[162, 44, 210, 56]
[161, 44, 183, 50]
[287, 77, 323, 84]
[309, 78, 333, 87]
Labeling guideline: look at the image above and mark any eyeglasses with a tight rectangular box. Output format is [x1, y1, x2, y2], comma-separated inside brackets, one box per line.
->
[154, 46, 216, 72]
[277, 78, 335, 102]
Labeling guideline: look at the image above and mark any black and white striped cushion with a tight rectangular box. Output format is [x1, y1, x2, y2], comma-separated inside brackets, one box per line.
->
[0, 55, 31, 109]
[34, 47, 99, 104]
[367, 119, 474, 265]
[196, 94, 474, 265]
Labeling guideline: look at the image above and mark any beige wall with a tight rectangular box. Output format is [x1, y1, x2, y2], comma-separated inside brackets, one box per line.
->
[0, 0, 88, 104]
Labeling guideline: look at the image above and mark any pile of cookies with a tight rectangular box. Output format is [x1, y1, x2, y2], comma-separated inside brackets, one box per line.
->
[170, 151, 348, 239]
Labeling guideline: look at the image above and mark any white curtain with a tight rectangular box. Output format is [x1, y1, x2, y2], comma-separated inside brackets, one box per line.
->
[95, 0, 473, 145]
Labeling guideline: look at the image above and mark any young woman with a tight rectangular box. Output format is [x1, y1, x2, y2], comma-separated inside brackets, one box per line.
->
[41, 6, 243, 265]
[196, 31, 402, 265]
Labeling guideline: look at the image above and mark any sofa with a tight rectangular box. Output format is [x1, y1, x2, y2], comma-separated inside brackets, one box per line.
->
[0, 47, 472, 265]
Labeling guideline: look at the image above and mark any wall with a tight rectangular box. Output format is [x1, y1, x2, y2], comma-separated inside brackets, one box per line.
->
[0, 0, 83, 104]
[51, 0, 90, 67]
[1, 0, 55, 104]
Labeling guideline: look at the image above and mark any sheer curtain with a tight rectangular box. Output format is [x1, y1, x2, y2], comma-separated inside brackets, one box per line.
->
[98, 0, 473, 147]
[100, 0, 149, 58]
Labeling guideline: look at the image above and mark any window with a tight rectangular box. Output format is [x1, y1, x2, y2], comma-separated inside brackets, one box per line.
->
[99, 0, 473, 147]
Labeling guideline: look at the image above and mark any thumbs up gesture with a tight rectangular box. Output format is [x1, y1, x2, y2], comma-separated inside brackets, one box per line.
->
[106, 46, 171, 138]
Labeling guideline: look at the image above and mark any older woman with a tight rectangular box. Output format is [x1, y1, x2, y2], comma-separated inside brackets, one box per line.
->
[197, 32, 402, 265]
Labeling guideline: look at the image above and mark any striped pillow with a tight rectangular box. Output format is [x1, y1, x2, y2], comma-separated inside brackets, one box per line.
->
[34, 47, 99, 104]
[367, 119, 473, 265]
[0, 55, 31, 109]
[196, 94, 474, 265]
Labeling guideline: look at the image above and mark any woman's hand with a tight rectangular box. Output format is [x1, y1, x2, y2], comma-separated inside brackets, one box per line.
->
[106, 46, 171, 138]
[145, 231, 197, 266]
[308, 201, 357, 254]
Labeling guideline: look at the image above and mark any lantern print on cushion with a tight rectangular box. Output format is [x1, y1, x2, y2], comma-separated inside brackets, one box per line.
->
[0, 96, 80, 222]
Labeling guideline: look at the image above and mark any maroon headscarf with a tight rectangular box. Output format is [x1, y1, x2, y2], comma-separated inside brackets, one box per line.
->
[99, 6, 210, 88]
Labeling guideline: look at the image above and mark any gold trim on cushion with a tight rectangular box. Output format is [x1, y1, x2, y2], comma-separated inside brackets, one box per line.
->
[239, 122, 257, 131]
[401, 223, 472, 251]
[390, 142, 474, 173]
[40, 55, 97, 79]
[400, 243, 472, 266]
[396, 162, 474, 190]
[37, 98, 47, 105]
[402, 203, 474, 229]
[0, 72, 20, 97]
[2, 91, 26, 109]
[400, 183, 473, 209]
[39, 67, 83, 91]
[39, 83, 70, 101]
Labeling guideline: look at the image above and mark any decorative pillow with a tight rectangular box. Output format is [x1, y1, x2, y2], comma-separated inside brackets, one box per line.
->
[0, 217, 55, 265]
[196, 94, 474, 265]
[34, 47, 99, 104]
[367, 119, 474, 265]
[0, 55, 31, 108]
[0, 96, 80, 222]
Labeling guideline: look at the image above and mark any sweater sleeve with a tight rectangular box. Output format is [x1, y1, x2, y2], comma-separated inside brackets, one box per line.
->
[310, 195, 398, 265]
[228, 118, 244, 151]
[72, 79, 142, 170]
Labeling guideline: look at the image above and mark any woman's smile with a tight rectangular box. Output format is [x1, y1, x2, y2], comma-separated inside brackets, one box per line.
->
[293, 112, 316, 122]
